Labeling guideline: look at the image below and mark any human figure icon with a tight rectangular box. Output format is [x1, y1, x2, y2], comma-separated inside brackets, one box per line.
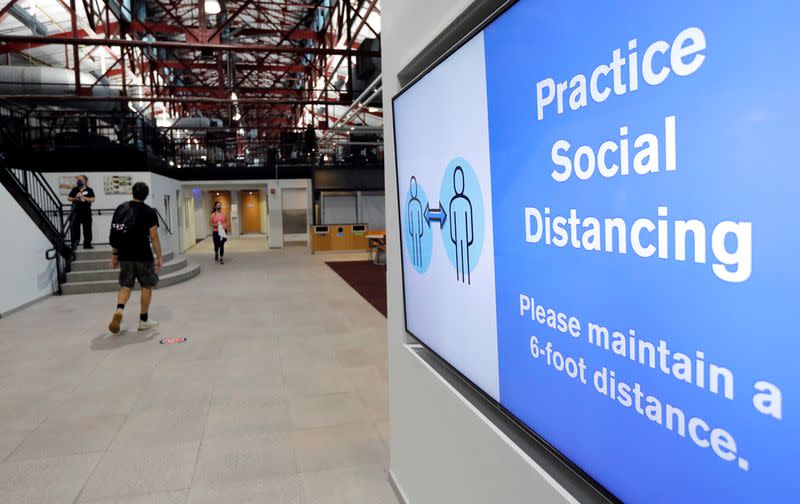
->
[449, 166, 474, 284]
[407, 176, 424, 268]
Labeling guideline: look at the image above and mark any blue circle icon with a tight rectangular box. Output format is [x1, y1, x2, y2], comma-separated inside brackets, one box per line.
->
[439, 158, 484, 283]
[404, 177, 432, 274]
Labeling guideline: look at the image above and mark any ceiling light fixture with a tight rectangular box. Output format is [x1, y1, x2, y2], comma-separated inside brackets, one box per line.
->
[204, 0, 221, 15]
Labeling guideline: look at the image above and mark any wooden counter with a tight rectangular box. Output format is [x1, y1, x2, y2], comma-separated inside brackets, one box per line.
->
[310, 224, 369, 253]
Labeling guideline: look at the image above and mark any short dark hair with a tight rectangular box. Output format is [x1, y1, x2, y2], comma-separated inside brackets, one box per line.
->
[132, 182, 149, 200]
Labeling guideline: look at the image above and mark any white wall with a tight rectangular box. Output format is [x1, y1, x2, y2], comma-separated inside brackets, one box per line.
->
[259, 190, 269, 235]
[0, 185, 57, 316]
[383, 2, 577, 503]
[148, 173, 182, 254]
[192, 188, 208, 241]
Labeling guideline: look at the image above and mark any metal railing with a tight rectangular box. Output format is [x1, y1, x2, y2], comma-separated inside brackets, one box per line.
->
[3, 167, 75, 293]
[75, 207, 173, 237]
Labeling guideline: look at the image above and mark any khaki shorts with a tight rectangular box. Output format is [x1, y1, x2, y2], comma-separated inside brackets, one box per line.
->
[119, 261, 159, 289]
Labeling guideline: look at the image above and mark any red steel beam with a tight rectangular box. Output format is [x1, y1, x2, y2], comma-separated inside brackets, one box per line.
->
[168, 86, 305, 95]
[0, 95, 351, 105]
[0, 34, 379, 56]
[236, 28, 323, 42]
[151, 61, 309, 72]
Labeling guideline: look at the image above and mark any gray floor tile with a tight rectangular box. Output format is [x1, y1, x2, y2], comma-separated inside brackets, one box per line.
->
[204, 398, 291, 439]
[187, 474, 303, 504]
[293, 423, 388, 473]
[77, 442, 199, 502]
[0, 452, 102, 504]
[302, 465, 398, 504]
[47, 389, 140, 420]
[80, 490, 187, 504]
[290, 392, 372, 430]
[108, 401, 209, 450]
[7, 414, 126, 462]
[0, 429, 30, 463]
[192, 433, 297, 486]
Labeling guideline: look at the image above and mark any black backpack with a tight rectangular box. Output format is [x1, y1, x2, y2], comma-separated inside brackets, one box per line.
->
[109, 202, 136, 252]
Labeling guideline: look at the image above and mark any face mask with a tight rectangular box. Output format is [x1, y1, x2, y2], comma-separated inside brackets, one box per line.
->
[216, 206, 221, 210]
[77, 180, 84, 187]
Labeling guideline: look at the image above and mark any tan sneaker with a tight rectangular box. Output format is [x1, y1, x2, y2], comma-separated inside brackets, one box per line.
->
[108, 310, 123, 334]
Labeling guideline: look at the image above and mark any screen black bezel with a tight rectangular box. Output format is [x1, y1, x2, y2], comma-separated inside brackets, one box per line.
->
[390, 1, 621, 502]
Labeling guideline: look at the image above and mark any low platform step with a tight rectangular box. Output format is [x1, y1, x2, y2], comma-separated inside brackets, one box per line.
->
[61, 262, 201, 295]
[71, 251, 175, 271]
[73, 245, 173, 261]
[66, 257, 188, 283]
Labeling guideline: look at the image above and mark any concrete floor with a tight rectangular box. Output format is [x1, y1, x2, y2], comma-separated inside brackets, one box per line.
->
[0, 237, 393, 504]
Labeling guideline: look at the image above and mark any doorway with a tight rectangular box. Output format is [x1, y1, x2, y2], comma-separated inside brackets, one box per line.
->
[241, 190, 261, 234]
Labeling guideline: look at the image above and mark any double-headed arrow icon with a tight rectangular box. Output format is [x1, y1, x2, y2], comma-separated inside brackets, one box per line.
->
[424, 201, 447, 229]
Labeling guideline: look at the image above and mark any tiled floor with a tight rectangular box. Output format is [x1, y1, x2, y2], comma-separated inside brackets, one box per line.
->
[0, 237, 393, 504]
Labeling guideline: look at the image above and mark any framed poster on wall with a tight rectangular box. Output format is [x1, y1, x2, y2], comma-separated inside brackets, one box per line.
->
[58, 176, 77, 196]
[104, 175, 133, 195]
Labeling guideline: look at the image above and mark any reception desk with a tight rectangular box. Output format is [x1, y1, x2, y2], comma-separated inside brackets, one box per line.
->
[310, 224, 369, 253]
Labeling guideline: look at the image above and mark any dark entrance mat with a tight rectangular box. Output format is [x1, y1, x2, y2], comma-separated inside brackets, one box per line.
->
[326, 261, 387, 317]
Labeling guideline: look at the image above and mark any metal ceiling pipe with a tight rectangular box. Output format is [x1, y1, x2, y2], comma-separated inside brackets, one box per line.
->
[318, 73, 382, 145]
[0, 66, 120, 111]
[0, 94, 352, 105]
[0, 34, 380, 56]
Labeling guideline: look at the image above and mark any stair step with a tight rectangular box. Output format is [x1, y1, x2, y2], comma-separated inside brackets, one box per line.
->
[66, 257, 188, 283]
[71, 251, 175, 271]
[73, 246, 170, 262]
[73, 246, 124, 261]
[61, 262, 201, 295]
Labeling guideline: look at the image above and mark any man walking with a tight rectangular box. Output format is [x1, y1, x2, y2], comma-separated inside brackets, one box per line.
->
[107, 182, 163, 333]
[68, 175, 95, 249]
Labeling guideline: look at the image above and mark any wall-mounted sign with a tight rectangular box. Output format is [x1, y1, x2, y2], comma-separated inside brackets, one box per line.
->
[393, 1, 799, 502]
[58, 176, 78, 196]
[104, 175, 133, 195]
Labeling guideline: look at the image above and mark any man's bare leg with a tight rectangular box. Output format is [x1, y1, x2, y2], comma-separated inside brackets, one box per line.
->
[137, 287, 159, 330]
[108, 287, 132, 334]
[140, 287, 152, 315]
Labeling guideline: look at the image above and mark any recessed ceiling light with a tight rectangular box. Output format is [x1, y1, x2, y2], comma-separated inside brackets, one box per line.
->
[204, 0, 221, 15]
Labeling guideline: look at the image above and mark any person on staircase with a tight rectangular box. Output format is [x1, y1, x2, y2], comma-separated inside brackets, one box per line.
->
[210, 201, 228, 265]
[67, 175, 96, 249]
[107, 182, 163, 334]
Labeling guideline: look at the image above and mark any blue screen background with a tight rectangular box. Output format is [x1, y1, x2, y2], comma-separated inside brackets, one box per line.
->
[482, 1, 800, 502]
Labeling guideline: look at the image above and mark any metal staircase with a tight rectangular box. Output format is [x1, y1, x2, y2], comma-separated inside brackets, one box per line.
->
[0, 159, 76, 293]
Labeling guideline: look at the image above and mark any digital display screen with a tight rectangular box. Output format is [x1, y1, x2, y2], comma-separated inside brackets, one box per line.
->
[392, 1, 799, 502]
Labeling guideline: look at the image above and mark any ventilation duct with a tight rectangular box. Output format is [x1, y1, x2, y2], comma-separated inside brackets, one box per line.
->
[0, 66, 121, 111]
[170, 117, 224, 129]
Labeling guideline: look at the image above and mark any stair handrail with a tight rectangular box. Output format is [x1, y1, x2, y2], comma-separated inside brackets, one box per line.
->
[64, 206, 173, 236]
